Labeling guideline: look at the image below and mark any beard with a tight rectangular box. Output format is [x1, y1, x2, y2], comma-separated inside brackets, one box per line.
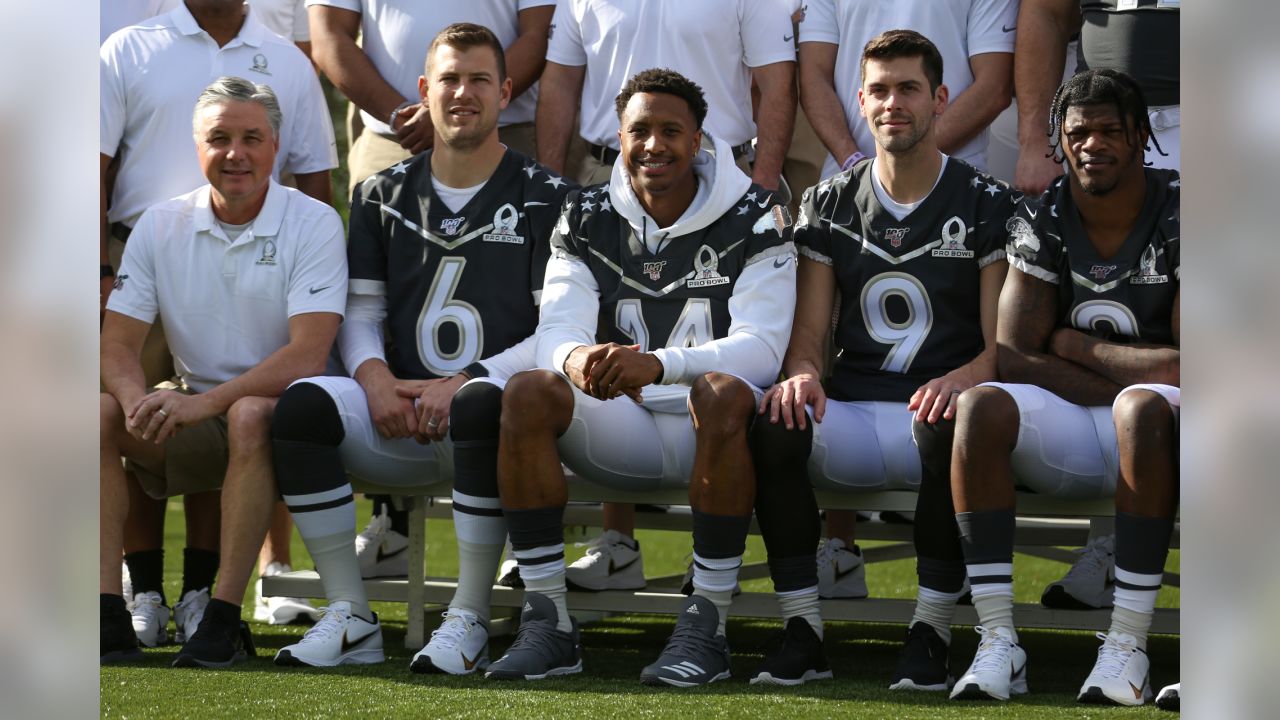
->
[874, 113, 931, 155]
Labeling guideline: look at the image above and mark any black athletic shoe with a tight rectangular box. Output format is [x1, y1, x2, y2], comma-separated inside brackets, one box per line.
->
[749, 617, 833, 686]
[101, 595, 142, 663]
[172, 603, 256, 668]
[888, 622, 953, 691]
[640, 595, 731, 687]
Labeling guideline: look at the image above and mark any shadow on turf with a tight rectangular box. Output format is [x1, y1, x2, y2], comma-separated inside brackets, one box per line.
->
[112, 613, 1178, 708]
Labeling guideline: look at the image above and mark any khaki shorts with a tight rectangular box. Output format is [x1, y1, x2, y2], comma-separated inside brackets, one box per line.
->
[126, 382, 229, 499]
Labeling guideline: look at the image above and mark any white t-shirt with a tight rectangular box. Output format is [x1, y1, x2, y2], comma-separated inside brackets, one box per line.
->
[251, 0, 311, 42]
[870, 154, 950, 221]
[100, 0, 179, 44]
[108, 181, 348, 393]
[799, 0, 1017, 177]
[306, 0, 556, 136]
[101, 4, 338, 228]
[547, 0, 796, 148]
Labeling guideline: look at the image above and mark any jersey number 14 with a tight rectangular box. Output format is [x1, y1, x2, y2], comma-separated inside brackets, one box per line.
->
[615, 298, 714, 351]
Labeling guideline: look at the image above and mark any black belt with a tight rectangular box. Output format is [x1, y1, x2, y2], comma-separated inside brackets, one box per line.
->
[588, 141, 752, 166]
[109, 222, 133, 243]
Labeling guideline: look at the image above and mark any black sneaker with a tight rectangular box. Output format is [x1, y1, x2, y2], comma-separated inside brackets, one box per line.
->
[485, 592, 582, 680]
[888, 622, 952, 691]
[750, 617, 833, 686]
[172, 601, 256, 668]
[640, 595, 731, 687]
[101, 595, 142, 663]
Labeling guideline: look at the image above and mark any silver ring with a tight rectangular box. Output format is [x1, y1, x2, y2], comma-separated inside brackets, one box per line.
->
[156, 409, 169, 417]
[426, 418, 440, 428]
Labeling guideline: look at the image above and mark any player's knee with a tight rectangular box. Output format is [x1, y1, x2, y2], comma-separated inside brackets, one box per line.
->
[1113, 388, 1175, 435]
[689, 372, 755, 431]
[911, 416, 956, 471]
[227, 395, 275, 448]
[748, 415, 811, 473]
[271, 382, 344, 446]
[100, 393, 125, 445]
[501, 370, 570, 430]
[956, 386, 1019, 442]
[450, 380, 504, 442]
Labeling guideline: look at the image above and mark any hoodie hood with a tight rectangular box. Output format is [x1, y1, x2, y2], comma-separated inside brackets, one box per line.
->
[608, 132, 752, 247]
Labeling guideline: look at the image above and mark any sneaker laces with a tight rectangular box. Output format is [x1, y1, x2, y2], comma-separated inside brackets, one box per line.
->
[132, 592, 164, 620]
[970, 626, 1014, 674]
[662, 621, 721, 663]
[356, 510, 391, 553]
[1091, 632, 1138, 679]
[429, 612, 474, 650]
[300, 606, 352, 643]
[1062, 535, 1115, 582]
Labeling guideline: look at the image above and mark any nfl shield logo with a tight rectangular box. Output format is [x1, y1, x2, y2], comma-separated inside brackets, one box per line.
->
[885, 227, 909, 247]
[1090, 264, 1117, 280]
[642, 261, 667, 281]
[441, 217, 466, 236]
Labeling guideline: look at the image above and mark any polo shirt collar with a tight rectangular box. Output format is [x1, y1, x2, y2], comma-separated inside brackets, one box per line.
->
[193, 180, 287, 241]
[170, 3, 266, 48]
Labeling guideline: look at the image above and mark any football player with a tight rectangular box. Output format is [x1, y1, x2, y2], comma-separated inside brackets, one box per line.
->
[748, 29, 1015, 686]
[265, 23, 575, 669]
[483, 68, 796, 686]
[944, 68, 1179, 704]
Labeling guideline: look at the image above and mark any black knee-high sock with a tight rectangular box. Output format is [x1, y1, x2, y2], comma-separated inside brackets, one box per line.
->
[750, 417, 819, 593]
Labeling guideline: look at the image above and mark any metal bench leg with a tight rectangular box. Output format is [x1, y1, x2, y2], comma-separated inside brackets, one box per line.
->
[405, 496, 427, 649]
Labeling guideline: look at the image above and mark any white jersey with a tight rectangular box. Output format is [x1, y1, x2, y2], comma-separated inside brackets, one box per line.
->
[100, 4, 338, 228]
[799, 0, 1017, 176]
[547, 0, 796, 148]
[305, 0, 556, 135]
[107, 181, 348, 393]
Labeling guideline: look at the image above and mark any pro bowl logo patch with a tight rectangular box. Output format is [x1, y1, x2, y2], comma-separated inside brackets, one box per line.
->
[483, 203, 525, 244]
[686, 245, 731, 288]
[1130, 245, 1169, 285]
[931, 216, 974, 259]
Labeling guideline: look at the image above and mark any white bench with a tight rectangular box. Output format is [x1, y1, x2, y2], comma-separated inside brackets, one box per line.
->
[263, 478, 1180, 648]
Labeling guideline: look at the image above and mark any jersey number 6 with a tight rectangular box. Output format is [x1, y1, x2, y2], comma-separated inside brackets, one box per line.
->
[417, 257, 484, 375]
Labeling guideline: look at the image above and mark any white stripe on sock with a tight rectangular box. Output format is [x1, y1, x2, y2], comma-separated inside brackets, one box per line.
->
[282, 485, 353, 506]
[452, 489, 502, 511]
[1116, 567, 1163, 587]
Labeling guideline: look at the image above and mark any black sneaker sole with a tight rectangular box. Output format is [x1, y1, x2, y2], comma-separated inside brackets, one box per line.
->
[100, 647, 144, 663]
[171, 650, 248, 669]
[952, 683, 1001, 700]
[1041, 585, 1111, 610]
[485, 661, 582, 681]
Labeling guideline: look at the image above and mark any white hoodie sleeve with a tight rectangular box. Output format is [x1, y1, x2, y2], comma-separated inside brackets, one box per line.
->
[536, 251, 601, 376]
[474, 324, 537, 381]
[650, 244, 797, 388]
[337, 288, 387, 375]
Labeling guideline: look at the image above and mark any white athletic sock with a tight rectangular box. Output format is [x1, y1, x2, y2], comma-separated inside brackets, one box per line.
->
[450, 539, 504, 625]
[911, 586, 965, 645]
[776, 585, 823, 639]
[282, 485, 371, 618]
[1111, 567, 1162, 650]
[514, 544, 570, 633]
[967, 561, 1017, 642]
[691, 553, 741, 636]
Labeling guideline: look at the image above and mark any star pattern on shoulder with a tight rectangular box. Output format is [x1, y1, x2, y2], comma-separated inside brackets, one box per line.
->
[523, 164, 539, 179]
[390, 161, 409, 175]
[1050, 204, 1059, 218]
[737, 204, 750, 215]
[545, 175, 566, 189]
[746, 191, 758, 202]
[581, 199, 595, 212]
[970, 176, 982, 188]
[599, 197, 612, 213]
[985, 183, 1001, 196]
[581, 188, 598, 199]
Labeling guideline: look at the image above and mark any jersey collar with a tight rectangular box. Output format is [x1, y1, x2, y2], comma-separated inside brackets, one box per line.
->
[170, 3, 266, 48]
[193, 180, 287, 243]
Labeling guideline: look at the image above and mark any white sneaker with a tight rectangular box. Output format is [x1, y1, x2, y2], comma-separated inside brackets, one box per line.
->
[1077, 631, 1152, 706]
[950, 626, 1028, 700]
[1155, 681, 1180, 711]
[816, 538, 869, 599]
[121, 562, 133, 611]
[409, 610, 490, 674]
[565, 530, 645, 591]
[254, 562, 322, 625]
[130, 591, 170, 647]
[355, 509, 410, 578]
[1042, 534, 1115, 609]
[173, 587, 210, 644]
[274, 601, 385, 667]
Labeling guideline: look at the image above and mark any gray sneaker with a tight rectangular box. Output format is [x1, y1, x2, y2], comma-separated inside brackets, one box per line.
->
[640, 595, 731, 687]
[485, 593, 582, 680]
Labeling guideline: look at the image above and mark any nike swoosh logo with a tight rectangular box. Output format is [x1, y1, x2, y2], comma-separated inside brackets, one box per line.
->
[1011, 661, 1026, 680]
[1026, 207, 1038, 220]
[783, 34, 794, 42]
[834, 563, 859, 580]
[1130, 681, 1144, 699]
[342, 626, 377, 653]
[1002, 24, 1016, 33]
[309, 286, 331, 294]
[609, 556, 638, 574]
[376, 545, 406, 563]
[773, 256, 789, 268]
[463, 650, 482, 670]
[757, 199, 770, 208]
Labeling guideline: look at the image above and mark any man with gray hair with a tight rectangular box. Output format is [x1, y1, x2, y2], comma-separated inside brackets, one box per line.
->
[99, 77, 347, 668]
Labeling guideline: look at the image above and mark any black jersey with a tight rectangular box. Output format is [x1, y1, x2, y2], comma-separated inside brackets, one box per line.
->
[1007, 168, 1179, 345]
[348, 149, 575, 379]
[550, 184, 792, 351]
[1079, 0, 1179, 106]
[795, 159, 1017, 403]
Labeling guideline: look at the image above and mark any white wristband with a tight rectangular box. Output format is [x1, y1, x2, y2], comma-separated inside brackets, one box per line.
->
[389, 100, 416, 130]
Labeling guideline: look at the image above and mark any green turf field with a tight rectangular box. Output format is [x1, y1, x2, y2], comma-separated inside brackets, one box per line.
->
[100, 500, 1179, 718]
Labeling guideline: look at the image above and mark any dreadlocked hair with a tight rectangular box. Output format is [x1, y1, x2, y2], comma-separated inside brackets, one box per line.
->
[1046, 68, 1166, 164]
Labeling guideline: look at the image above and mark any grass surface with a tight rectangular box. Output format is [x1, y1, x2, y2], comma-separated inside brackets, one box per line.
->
[101, 500, 1178, 718]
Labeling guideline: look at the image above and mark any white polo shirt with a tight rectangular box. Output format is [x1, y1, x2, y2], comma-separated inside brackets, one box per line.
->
[547, 0, 796, 149]
[305, 0, 556, 136]
[107, 181, 348, 393]
[100, 0, 179, 44]
[101, 4, 338, 229]
[251, 0, 311, 42]
[799, 0, 1017, 176]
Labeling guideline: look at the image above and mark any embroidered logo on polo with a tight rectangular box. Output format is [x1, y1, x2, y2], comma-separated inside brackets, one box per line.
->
[256, 239, 277, 265]
[1130, 245, 1169, 285]
[250, 53, 271, 76]
[931, 217, 975, 258]
[642, 261, 668, 281]
[687, 245, 732, 288]
[884, 227, 909, 248]
[440, 217, 466, 236]
[482, 204, 525, 244]
[113, 274, 129, 291]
